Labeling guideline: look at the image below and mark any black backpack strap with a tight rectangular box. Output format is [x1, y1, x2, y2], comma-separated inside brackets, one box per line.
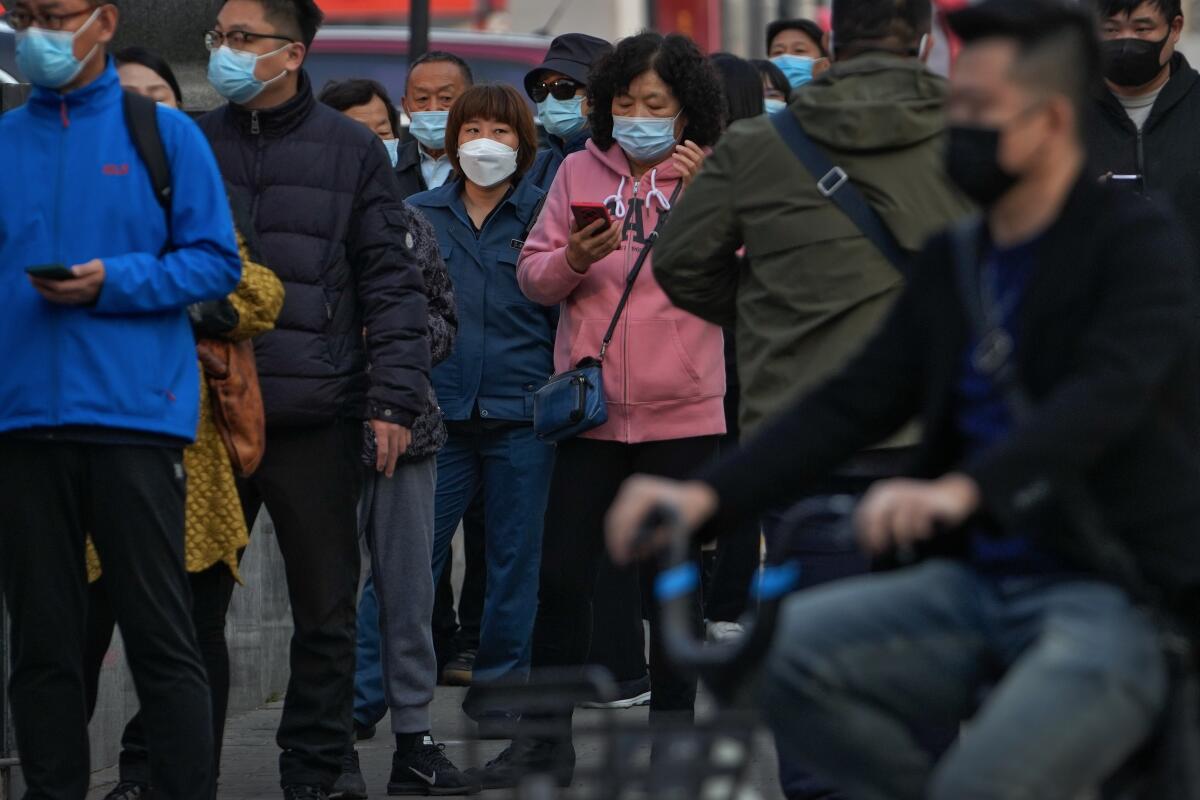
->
[770, 108, 907, 273]
[122, 91, 173, 243]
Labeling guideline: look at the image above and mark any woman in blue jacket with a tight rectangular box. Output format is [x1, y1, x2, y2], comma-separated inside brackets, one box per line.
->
[408, 84, 555, 724]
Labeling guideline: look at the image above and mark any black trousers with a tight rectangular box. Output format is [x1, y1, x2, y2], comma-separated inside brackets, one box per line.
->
[703, 416, 761, 623]
[0, 440, 213, 800]
[532, 436, 719, 721]
[237, 422, 362, 789]
[84, 563, 237, 794]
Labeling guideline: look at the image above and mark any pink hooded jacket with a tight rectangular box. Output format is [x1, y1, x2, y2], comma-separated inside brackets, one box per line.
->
[518, 140, 726, 444]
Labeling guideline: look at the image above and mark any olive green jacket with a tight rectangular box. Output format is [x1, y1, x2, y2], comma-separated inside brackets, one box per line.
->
[655, 53, 973, 438]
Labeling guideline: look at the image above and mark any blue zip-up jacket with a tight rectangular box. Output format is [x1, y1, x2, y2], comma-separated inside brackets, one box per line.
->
[409, 176, 555, 422]
[0, 62, 241, 441]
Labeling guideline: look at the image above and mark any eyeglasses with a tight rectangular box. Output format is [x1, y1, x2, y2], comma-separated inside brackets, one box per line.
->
[204, 29, 295, 52]
[2, 6, 97, 32]
[531, 79, 582, 103]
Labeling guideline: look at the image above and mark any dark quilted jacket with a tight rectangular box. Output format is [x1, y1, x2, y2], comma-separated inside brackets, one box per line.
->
[198, 72, 430, 428]
[399, 202, 456, 460]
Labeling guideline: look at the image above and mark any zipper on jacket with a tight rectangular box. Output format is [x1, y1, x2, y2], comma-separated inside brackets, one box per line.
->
[1136, 128, 1147, 191]
[52, 100, 70, 424]
[250, 121, 266, 223]
[622, 177, 640, 439]
[250, 110, 260, 135]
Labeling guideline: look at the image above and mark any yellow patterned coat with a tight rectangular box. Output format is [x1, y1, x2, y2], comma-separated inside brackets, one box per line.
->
[87, 236, 284, 583]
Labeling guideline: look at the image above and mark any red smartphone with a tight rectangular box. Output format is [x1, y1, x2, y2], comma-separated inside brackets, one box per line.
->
[570, 202, 612, 233]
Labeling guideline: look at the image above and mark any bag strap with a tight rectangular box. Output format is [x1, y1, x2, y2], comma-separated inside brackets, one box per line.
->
[597, 180, 684, 361]
[949, 217, 1162, 608]
[770, 109, 907, 273]
[122, 91, 173, 243]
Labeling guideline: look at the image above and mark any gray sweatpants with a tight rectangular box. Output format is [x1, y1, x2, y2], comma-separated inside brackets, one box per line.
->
[359, 456, 438, 734]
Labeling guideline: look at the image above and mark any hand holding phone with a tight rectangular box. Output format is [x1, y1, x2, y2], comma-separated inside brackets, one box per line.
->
[25, 263, 76, 281]
[566, 203, 622, 274]
[571, 202, 612, 232]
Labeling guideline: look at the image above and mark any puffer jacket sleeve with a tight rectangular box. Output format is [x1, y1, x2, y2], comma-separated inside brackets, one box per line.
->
[403, 203, 457, 367]
[518, 159, 588, 306]
[228, 229, 285, 341]
[349, 140, 432, 427]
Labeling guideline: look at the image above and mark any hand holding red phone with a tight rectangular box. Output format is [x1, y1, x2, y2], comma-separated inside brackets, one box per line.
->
[566, 203, 622, 274]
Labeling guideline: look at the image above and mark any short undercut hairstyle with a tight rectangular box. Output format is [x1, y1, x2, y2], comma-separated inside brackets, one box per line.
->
[952, 0, 1101, 138]
[832, 0, 932, 53]
[444, 84, 539, 180]
[225, 0, 325, 48]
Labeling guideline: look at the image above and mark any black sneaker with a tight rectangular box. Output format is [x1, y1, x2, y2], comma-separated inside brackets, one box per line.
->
[283, 786, 329, 800]
[330, 749, 368, 799]
[104, 782, 151, 800]
[355, 720, 378, 742]
[388, 736, 480, 796]
[440, 649, 476, 687]
[466, 737, 576, 790]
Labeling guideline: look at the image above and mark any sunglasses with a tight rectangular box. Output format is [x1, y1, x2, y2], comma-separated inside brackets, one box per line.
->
[531, 79, 583, 103]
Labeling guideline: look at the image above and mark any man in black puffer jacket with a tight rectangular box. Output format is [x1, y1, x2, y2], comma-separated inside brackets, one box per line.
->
[198, 1, 430, 797]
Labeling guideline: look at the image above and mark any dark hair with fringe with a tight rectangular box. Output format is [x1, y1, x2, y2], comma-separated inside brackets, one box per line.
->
[752, 58, 792, 101]
[710, 53, 764, 125]
[766, 18, 828, 56]
[587, 31, 724, 151]
[318, 78, 399, 135]
[114, 46, 183, 105]
[1093, 0, 1182, 24]
[445, 84, 539, 181]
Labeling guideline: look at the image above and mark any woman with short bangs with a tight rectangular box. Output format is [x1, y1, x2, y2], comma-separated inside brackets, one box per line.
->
[407, 84, 557, 769]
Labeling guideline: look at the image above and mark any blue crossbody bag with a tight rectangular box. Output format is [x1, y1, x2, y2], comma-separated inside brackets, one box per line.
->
[533, 182, 682, 442]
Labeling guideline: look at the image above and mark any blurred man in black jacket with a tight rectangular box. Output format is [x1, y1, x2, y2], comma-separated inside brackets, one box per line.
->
[1088, 0, 1200, 254]
[607, 1, 1200, 798]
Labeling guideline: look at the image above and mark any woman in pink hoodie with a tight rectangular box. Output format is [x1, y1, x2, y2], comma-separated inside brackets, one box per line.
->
[476, 33, 727, 787]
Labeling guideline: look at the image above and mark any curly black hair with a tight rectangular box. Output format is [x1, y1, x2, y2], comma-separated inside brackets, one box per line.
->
[588, 32, 724, 152]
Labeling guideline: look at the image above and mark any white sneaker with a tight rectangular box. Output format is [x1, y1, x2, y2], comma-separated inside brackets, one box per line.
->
[706, 620, 746, 643]
[579, 689, 652, 709]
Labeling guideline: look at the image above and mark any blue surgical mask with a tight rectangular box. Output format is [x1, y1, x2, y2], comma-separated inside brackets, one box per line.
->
[772, 54, 816, 89]
[538, 95, 587, 140]
[383, 137, 400, 168]
[612, 111, 681, 164]
[15, 7, 101, 90]
[409, 110, 449, 150]
[207, 43, 289, 105]
[764, 97, 787, 115]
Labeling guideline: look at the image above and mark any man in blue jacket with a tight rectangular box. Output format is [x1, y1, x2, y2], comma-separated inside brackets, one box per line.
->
[0, 1, 242, 798]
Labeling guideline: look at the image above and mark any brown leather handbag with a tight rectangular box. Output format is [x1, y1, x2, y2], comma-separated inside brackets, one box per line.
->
[196, 338, 266, 477]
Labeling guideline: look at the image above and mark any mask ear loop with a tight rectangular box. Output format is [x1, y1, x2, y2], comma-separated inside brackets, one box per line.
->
[256, 42, 295, 89]
[604, 175, 628, 219]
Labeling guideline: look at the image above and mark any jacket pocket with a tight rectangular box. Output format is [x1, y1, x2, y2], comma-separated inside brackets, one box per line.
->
[624, 319, 703, 404]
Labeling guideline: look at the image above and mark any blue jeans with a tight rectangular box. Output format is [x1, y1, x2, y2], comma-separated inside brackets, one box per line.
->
[431, 425, 555, 703]
[354, 575, 386, 727]
[762, 559, 1167, 800]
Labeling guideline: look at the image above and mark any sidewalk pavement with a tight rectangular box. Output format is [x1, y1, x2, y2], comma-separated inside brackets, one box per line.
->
[87, 686, 786, 799]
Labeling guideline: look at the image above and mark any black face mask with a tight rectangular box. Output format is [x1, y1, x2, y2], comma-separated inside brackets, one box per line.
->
[1102, 35, 1170, 88]
[946, 125, 1019, 208]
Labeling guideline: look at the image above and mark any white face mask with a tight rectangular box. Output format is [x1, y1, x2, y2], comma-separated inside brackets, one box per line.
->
[457, 137, 518, 188]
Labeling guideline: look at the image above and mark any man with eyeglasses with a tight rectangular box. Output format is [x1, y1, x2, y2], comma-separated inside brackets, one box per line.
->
[0, 0, 241, 798]
[196, 2, 431, 799]
[522, 33, 612, 191]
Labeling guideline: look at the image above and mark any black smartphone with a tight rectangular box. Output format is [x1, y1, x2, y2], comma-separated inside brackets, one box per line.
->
[25, 263, 76, 281]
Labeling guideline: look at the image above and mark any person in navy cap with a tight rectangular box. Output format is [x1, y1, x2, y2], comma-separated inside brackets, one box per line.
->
[523, 32, 613, 191]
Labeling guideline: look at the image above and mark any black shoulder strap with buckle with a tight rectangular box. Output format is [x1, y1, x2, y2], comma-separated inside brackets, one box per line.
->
[770, 108, 907, 273]
[122, 90, 174, 245]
